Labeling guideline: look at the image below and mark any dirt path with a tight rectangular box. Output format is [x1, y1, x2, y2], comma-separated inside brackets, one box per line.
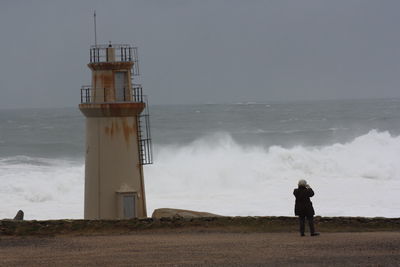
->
[1, 232, 400, 266]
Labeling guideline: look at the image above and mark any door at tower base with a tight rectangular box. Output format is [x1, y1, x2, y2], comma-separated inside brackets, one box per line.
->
[117, 192, 137, 219]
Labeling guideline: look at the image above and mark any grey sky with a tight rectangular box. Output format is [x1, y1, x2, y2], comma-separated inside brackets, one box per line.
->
[1, 0, 399, 108]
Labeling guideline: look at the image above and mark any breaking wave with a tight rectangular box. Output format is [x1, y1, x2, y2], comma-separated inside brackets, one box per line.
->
[0, 157, 84, 220]
[1, 130, 399, 219]
[146, 130, 400, 217]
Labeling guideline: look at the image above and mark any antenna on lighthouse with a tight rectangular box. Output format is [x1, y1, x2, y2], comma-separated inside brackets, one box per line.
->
[94, 10, 97, 47]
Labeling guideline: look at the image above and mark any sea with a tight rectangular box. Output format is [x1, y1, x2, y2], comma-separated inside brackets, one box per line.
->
[1, 98, 400, 220]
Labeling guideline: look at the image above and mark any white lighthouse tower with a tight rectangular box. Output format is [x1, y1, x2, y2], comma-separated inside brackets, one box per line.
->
[79, 43, 152, 219]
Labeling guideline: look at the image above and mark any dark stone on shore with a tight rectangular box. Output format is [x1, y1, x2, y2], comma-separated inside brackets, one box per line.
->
[13, 210, 24, 221]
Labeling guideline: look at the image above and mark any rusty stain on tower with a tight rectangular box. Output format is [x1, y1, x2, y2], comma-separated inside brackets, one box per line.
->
[79, 43, 153, 219]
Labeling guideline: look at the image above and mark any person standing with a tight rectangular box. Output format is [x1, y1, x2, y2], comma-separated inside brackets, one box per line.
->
[293, 179, 320, 236]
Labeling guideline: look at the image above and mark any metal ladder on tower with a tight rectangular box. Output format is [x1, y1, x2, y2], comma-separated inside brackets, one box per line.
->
[130, 46, 152, 165]
[136, 96, 153, 165]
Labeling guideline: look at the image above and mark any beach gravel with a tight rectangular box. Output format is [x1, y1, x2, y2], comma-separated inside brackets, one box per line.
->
[1, 232, 400, 266]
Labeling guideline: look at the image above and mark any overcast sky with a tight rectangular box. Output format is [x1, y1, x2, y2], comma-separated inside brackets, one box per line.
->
[1, 0, 400, 108]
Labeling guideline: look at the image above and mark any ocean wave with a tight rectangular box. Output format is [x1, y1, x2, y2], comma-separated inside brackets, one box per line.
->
[0, 155, 78, 167]
[1, 130, 399, 219]
[230, 127, 350, 135]
[0, 157, 84, 220]
[145, 130, 400, 217]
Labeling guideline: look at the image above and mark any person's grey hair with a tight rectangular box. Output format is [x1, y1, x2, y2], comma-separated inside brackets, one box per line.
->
[298, 179, 307, 186]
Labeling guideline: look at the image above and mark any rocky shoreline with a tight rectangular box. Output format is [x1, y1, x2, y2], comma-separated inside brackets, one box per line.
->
[1, 216, 400, 236]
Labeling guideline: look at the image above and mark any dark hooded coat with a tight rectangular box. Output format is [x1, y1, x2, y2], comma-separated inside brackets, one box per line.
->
[293, 186, 315, 216]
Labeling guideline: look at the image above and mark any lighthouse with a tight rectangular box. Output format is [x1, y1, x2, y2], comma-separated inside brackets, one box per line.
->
[79, 43, 152, 219]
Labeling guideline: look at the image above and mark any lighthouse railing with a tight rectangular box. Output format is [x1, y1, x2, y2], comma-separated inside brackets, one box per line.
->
[132, 84, 143, 102]
[80, 85, 144, 104]
[80, 86, 93, 103]
[89, 44, 139, 69]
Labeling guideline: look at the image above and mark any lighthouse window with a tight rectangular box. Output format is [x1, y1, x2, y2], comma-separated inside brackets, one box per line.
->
[123, 195, 136, 219]
[115, 71, 126, 101]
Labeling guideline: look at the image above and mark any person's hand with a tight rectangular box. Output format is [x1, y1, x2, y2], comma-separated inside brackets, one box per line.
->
[305, 184, 311, 189]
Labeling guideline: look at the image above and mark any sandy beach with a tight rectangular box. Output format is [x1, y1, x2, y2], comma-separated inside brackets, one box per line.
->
[1, 231, 400, 266]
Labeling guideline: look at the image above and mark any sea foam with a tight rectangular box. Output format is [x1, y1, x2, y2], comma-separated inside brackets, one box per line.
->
[1, 130, 399, 219]
[0, 157, 84, 219]
[146, 129, 400, 218]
